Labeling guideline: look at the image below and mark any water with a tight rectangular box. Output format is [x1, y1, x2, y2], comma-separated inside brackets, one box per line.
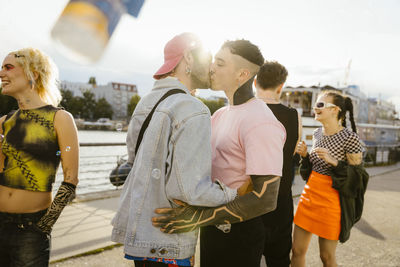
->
[53, 130, 128, 195]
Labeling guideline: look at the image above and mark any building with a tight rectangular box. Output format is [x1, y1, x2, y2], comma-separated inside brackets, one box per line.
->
[60, 81, 138, 119]
[375, 98, 397, 125]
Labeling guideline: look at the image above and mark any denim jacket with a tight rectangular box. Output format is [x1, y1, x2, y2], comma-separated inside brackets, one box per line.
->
[111, 77, 237, 259]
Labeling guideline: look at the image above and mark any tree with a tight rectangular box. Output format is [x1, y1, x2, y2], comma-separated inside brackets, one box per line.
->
[80, 90, 96, 120]
[94, 98, 113, 119]
[198, 97, 226, 115]
[69, 96, 85, 119]
[127, 94, 141, 117]
[88, 76, 97, 87]
[60, 89, 74, 112]
[60, 89, 84, 118]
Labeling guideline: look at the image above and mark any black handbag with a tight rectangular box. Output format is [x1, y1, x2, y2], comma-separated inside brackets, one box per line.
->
[109, 89, 186, 186]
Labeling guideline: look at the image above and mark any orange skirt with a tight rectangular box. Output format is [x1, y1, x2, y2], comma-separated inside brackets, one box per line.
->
[294, 171, 341, 240]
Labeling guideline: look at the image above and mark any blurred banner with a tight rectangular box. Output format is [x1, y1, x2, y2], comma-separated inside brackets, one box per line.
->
[51, 0, 145, 63]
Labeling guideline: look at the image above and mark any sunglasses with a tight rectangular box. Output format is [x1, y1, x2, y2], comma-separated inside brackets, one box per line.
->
[313, 101, 340, 110]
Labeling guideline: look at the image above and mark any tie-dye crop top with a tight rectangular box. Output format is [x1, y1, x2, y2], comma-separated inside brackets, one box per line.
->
[1, 105, 62, 192]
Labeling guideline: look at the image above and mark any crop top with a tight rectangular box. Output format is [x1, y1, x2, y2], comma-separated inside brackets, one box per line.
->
[310, 127, 363, 176]
[1, 105, 62, 192]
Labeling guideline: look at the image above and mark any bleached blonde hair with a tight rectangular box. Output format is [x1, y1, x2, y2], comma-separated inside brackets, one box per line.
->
[11, 48, 61, 106]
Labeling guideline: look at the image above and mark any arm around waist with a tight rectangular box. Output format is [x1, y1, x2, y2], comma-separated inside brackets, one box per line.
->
[166, 112, 236, 207]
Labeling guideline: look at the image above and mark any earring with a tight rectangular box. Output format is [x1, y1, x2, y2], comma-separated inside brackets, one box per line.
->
[185, 66, 191, 75]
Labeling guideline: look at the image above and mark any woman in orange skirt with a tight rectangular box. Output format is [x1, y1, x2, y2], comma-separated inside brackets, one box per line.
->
[291, 90, 364, 267]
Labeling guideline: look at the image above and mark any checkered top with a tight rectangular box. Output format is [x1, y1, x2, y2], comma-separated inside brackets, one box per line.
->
[310, 127, 363, 175]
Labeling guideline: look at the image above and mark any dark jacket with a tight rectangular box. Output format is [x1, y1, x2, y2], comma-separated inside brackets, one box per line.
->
[299, 156, 369, 243]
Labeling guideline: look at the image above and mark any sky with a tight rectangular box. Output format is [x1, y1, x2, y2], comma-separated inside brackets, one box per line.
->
[1, 0, 400, 112]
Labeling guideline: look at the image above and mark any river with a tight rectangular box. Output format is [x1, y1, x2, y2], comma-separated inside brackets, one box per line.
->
[53, 130, 128, 195]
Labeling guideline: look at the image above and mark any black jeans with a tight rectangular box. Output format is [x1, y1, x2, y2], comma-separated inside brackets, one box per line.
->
[261, 200, 294, 267]
[262, 218, 293, 267]
[200, 217, 265, 267]
[0, 209, 50, 267]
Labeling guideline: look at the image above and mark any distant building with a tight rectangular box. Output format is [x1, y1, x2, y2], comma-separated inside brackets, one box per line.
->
[375, 98, 397, 125]
[60, 81, 138, 119]
[60, 81, 92, 93]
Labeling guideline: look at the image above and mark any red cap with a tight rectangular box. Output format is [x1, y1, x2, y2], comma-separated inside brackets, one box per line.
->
[153, 33, 200, 80]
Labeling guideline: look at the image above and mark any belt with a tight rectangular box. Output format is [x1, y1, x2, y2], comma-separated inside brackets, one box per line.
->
[0, 209, 47, 229]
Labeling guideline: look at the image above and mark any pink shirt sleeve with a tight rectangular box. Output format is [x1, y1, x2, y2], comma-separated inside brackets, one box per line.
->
[243, 121, 285, 176]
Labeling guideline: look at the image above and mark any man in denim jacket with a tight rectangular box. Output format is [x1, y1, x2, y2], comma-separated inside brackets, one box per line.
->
[152, 40, 286, 267]
[111, 33, 237, 267]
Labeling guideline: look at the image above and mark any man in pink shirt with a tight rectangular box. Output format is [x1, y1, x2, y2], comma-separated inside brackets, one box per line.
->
[153, 40, 286, 267]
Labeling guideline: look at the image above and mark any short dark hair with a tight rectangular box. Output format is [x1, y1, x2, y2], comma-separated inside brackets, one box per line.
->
[221, 40, 264, 67]
[256, 61, 288, 90]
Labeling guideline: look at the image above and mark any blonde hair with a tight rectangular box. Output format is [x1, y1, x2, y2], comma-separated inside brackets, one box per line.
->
[11, 48, 61, 106]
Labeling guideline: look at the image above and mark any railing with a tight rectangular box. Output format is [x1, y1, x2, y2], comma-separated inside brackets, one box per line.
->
[80, 142, 126, 147]
[363, 145, 400, 166]
[53, 142, 127, 195]
[54, 143, 399, 196]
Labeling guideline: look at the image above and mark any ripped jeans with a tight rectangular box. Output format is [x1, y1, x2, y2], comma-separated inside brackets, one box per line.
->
[0, 209, 50, 267]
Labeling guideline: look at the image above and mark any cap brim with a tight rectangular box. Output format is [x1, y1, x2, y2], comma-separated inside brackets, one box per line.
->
[153, 55, 183, 80]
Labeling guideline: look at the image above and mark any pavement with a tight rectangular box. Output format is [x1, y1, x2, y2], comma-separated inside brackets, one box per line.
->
[50, 162, 400, 266]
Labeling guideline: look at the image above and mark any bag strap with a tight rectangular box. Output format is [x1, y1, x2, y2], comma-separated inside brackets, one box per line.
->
[135, 89, 186, 154]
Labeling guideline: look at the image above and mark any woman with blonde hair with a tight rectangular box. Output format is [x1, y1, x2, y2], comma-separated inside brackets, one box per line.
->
[291, 90, 369, 267]
[0, 48, 79, 266]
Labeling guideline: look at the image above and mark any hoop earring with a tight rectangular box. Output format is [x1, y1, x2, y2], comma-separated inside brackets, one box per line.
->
[185, 66, 191, 75]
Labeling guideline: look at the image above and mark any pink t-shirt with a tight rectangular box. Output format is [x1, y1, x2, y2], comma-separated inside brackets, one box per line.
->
[211, 98, 286, 189]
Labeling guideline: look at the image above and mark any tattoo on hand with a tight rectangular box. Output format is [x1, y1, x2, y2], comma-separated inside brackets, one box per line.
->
[152, 175, 280, 234]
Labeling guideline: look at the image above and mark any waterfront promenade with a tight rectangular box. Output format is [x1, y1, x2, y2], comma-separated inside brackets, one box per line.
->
[50, 163, 400, 267]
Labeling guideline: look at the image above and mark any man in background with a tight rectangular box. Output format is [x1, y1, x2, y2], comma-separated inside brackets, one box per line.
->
[255, 61, 302, 267]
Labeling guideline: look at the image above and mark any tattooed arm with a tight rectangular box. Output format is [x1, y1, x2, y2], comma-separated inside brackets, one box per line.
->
[152, 174, 280, 234]
[36, 110, 79, 234]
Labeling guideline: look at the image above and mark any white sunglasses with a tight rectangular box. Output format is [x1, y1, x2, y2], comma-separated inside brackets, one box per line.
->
[313, 101, 340, 110]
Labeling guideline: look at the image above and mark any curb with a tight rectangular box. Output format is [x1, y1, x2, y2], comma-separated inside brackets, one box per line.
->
[73, 188, 122, 203]
[50, 244, 122, 264]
